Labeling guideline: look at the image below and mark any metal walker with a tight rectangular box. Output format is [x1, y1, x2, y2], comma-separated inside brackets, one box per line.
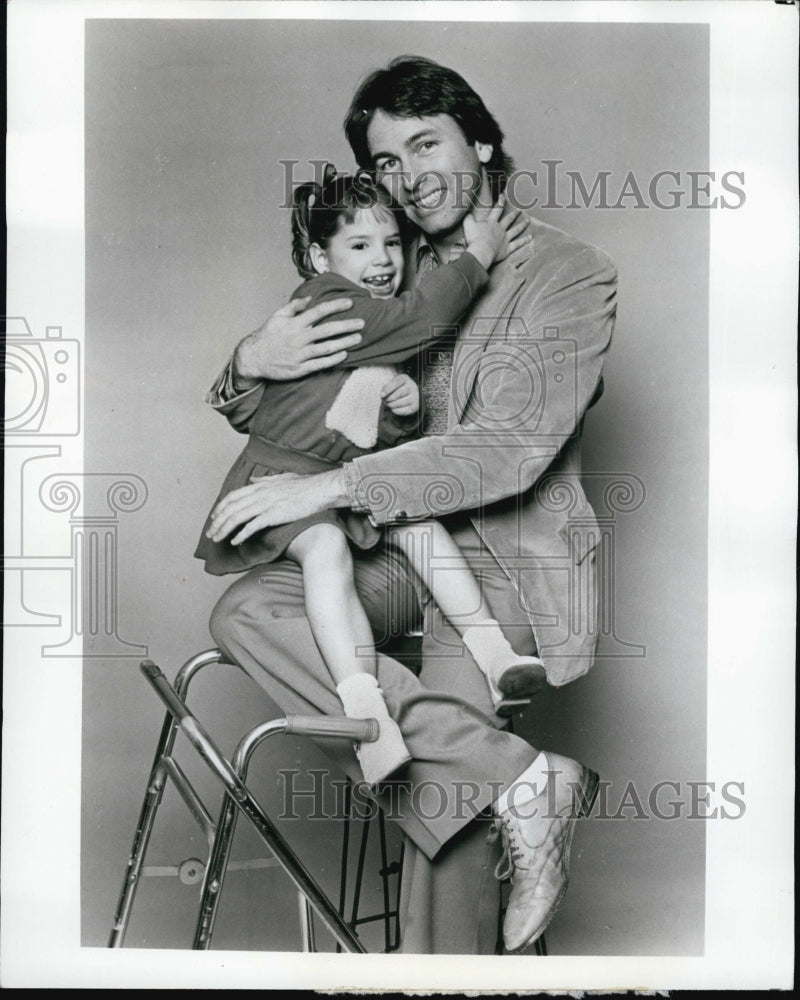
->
[108, 648, 545, 955]
[108, 650, 403, 953]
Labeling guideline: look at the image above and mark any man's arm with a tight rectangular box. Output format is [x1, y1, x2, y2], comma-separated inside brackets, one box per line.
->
[206, 469, 349, 545]
[207, 251, 487, 434]
[205, 244, 617, 544]
[294, 254, 489, 367]
[230, 295, 367, 384]
[204, 295, 367, 433]
[344, 245, 618, 522]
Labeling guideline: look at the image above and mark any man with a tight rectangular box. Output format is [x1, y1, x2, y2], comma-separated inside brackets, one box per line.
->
[205, 56, 617, 954]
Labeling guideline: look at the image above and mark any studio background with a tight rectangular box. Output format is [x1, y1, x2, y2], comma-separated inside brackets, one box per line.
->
[82, 18, 708, 954]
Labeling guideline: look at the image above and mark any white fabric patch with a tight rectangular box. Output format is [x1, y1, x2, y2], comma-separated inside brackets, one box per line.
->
[325, 366, 397, 449]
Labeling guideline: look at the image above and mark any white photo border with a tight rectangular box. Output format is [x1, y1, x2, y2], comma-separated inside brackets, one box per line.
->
[3, 0, 797, 990]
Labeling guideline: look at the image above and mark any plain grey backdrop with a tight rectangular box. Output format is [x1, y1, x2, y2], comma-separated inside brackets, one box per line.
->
[83, 18, 709, 954]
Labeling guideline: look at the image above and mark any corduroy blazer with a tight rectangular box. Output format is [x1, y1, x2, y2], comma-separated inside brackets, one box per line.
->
[343, 217, 618, 684]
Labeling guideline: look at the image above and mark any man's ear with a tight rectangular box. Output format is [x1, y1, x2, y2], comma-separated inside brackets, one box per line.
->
[475, 141, 493, 165]
[308, 243, 329, 275]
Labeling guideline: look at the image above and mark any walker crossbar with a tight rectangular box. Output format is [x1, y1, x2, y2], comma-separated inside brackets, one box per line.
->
[139, 659, 370, 953]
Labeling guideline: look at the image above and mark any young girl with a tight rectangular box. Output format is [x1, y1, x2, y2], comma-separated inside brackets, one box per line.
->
[197, 168, 546, 787]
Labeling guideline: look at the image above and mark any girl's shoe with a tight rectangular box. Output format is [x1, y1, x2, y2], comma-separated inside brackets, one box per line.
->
[487, 656, 548, 716]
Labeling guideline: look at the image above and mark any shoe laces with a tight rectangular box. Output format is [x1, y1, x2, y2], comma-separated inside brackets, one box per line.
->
[491, 814, 524, 881]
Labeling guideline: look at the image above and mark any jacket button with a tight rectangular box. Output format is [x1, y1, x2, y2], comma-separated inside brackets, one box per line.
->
[393, 510, 408, 522]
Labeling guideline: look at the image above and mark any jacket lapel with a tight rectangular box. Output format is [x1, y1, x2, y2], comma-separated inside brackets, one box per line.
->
[449, 242, 534, 427]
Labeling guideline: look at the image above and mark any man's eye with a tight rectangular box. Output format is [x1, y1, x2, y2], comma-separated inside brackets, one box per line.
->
[377, 158, 399, 172]
[419, 141, 437, 153]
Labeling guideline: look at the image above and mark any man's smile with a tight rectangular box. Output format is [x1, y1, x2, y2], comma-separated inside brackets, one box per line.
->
[412, 186, 446, 210]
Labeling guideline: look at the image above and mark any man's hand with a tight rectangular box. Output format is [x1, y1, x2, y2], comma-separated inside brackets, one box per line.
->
[206, 469, 348, 546]
[233, 297, 365, 383]
[381, 373, 419, 417]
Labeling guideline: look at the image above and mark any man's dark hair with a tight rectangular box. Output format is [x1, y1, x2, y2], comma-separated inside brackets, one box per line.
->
[344, 55, 514, 201]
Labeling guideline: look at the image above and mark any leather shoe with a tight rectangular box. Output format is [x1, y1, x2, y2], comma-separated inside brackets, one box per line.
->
[494, 752, 599, 952]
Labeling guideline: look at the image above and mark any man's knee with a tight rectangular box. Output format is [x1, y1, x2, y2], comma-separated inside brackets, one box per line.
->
[209, 562, 307, 650]
[354, 546, 422, 645]
[209, 581, 241, 651]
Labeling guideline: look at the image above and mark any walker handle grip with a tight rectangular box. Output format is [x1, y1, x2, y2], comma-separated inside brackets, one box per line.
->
[141, 659, 163, 680]
[283, 715, 379, 742]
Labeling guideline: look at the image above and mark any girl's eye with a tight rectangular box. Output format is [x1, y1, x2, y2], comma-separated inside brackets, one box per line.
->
[377, 158, 399, 172]
[387, 239, 401, 248]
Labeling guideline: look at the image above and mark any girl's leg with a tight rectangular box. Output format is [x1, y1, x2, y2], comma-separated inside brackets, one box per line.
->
[285, 523, 411, 785]
[286, 523, 375, 683]
[387, 520, 547, 715]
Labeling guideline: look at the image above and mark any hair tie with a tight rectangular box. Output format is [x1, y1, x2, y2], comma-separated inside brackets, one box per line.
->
[323, 162, 338, 187]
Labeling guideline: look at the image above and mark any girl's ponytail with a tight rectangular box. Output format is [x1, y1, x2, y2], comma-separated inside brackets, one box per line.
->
[290, 180, 321, 280]
[321, 161, 338, 189]
[290, 163, 340, 279]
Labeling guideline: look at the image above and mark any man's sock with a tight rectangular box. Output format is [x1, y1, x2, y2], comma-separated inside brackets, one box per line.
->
[493, 752, 550, 816]
[462, 618, 538, 678]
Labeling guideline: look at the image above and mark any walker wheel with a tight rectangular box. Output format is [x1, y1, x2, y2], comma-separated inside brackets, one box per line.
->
[178, 858, 205, 885]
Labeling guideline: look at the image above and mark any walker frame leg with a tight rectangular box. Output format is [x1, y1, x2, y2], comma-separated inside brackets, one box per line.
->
[108, 649, 223, 947]
[140, 659, 368, 953]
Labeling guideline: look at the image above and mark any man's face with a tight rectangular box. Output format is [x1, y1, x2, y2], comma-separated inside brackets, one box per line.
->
[367, 110, 493, 239]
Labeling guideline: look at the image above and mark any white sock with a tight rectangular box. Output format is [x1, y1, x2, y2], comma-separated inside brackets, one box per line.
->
[462, 619, 525, 677]
[493, 752, 550, 815]
[336, 673, 391, 720]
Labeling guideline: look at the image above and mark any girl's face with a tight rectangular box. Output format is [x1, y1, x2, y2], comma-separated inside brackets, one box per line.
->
[310, 208, 404, 299]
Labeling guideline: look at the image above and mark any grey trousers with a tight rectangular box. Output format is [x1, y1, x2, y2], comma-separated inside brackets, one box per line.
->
[208, 519, 539, 953]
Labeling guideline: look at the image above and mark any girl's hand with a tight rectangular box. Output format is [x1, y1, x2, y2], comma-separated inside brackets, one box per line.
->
[498, 195, 534, 259]
[462, 194, 533, 269]
[381, 373, 420, 416]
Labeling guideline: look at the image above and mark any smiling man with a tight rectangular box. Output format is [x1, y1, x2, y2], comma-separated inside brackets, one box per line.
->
[204, 56, 617, 955]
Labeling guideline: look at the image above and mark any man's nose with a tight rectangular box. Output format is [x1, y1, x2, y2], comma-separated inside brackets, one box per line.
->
[402, 164, 425, 197]
[384, 169, 413, 203]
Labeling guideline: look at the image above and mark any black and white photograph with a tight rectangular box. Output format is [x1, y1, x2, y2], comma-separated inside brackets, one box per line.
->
[3, 0, 796, 991]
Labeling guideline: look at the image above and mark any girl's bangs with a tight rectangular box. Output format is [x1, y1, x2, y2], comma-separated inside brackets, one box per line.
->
[340, 200, 399, 231]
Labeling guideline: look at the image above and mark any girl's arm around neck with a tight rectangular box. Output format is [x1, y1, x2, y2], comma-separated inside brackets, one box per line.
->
[295, 255, 488, 368]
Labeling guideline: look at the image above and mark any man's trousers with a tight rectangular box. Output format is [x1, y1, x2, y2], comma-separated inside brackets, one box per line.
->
[208, 519, 539, 953]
